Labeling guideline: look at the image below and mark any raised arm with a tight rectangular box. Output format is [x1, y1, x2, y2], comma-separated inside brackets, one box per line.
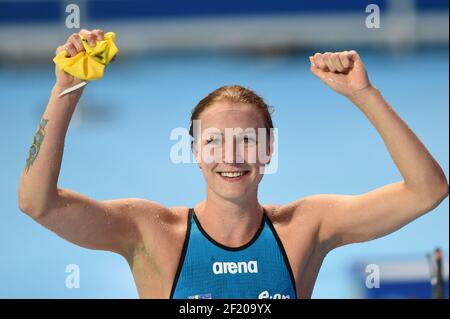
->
[294, 51, 448, 251]
[17, 29, 165, 259]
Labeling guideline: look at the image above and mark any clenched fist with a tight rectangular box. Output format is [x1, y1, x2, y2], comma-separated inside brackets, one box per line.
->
[54, 29, 105, 88]
[309, 51, 372, 98]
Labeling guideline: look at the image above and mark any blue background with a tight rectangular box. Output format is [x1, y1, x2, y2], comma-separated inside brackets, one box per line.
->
[1, 49, 448, 298]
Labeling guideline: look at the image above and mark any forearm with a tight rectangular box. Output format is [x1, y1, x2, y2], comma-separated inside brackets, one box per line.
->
[349, 86, 449, 198]
[18, 84, 84, 214]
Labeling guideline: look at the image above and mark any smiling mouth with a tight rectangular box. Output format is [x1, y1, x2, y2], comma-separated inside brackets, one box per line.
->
[216, 171, 250, 181]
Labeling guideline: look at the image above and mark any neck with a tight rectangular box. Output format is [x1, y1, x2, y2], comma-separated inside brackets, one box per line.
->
[195, 188, 264, 247]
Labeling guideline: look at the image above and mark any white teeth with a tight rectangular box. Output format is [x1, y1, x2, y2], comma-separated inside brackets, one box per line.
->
[220, 172, 245, 178]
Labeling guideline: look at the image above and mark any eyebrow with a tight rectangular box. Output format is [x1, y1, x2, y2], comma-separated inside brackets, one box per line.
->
[204, 130, 257, 136]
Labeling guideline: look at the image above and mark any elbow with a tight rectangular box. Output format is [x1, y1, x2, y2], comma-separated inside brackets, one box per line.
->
[420, 179, 449, 212]
[17, 184, 29, 214]
[18, 200, 47, 219]
[18, 198, 36, 218]
[18, 198, 44, 219]
[18, 186, 47, 219]
[433, 173, 449, 202]
[18, 201, 33, 217]
[404, 177, 449, 212]
[436, 179, 449, 202]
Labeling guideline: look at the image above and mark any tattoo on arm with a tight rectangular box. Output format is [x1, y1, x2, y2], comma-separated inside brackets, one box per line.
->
[25, 118, 48, 173]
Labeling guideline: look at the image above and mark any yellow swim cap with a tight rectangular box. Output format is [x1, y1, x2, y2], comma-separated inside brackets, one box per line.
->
[53, 31, 118, 81]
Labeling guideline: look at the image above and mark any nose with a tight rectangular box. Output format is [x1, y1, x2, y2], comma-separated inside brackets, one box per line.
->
[223, 137, 245, 164]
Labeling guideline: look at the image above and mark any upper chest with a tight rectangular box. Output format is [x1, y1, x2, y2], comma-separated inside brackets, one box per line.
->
[134, 205, 322, 282]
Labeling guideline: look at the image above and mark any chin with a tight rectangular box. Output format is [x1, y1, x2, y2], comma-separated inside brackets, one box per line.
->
[218, 193, 248, 203]
[216, 184, 256, 201]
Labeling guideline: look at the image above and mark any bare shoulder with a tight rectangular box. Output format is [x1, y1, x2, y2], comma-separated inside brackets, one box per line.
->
[107, 198, 189, 242]
[263, 197, 334, 270]
[263, 195, 331, 225]
[116, 198, 184, 221]
[168, 205, 191, 228]
[127, 202, 189, 254]
[263, 195, 342, 248]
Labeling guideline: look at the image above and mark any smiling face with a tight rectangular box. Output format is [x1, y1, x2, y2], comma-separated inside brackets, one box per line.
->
[193, 100, 273, 202]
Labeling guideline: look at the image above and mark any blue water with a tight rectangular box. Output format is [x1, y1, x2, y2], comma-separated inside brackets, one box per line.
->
[0, 48, 448, 298]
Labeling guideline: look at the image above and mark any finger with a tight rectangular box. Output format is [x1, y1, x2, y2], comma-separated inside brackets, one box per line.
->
[79, 29, 96, 46]
[330, 53, 345, 72]
[68, 33, 84, 52]
[309, 56, 320, 74]
[348, 50, 361, 64]
[310, 63, 329, 82]
[339, 51, 352, 69]
[310, 55, 326, 78]
[78, 29, 91, 38]
[65, 42, 77, 57]
[91, 29, 104, 41]
[87, 34, 96, 46]
[313, 53, 328, 71]
[322, 52, 336, 72]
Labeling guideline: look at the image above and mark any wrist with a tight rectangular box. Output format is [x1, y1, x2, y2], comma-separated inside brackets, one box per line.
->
[347, 84, 379, 104]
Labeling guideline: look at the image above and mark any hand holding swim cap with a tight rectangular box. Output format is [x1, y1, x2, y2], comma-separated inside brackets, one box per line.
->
[53, 29, 118, 90]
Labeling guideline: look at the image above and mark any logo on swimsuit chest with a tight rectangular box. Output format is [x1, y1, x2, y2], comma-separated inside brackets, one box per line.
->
[212, 260, 258, 275]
